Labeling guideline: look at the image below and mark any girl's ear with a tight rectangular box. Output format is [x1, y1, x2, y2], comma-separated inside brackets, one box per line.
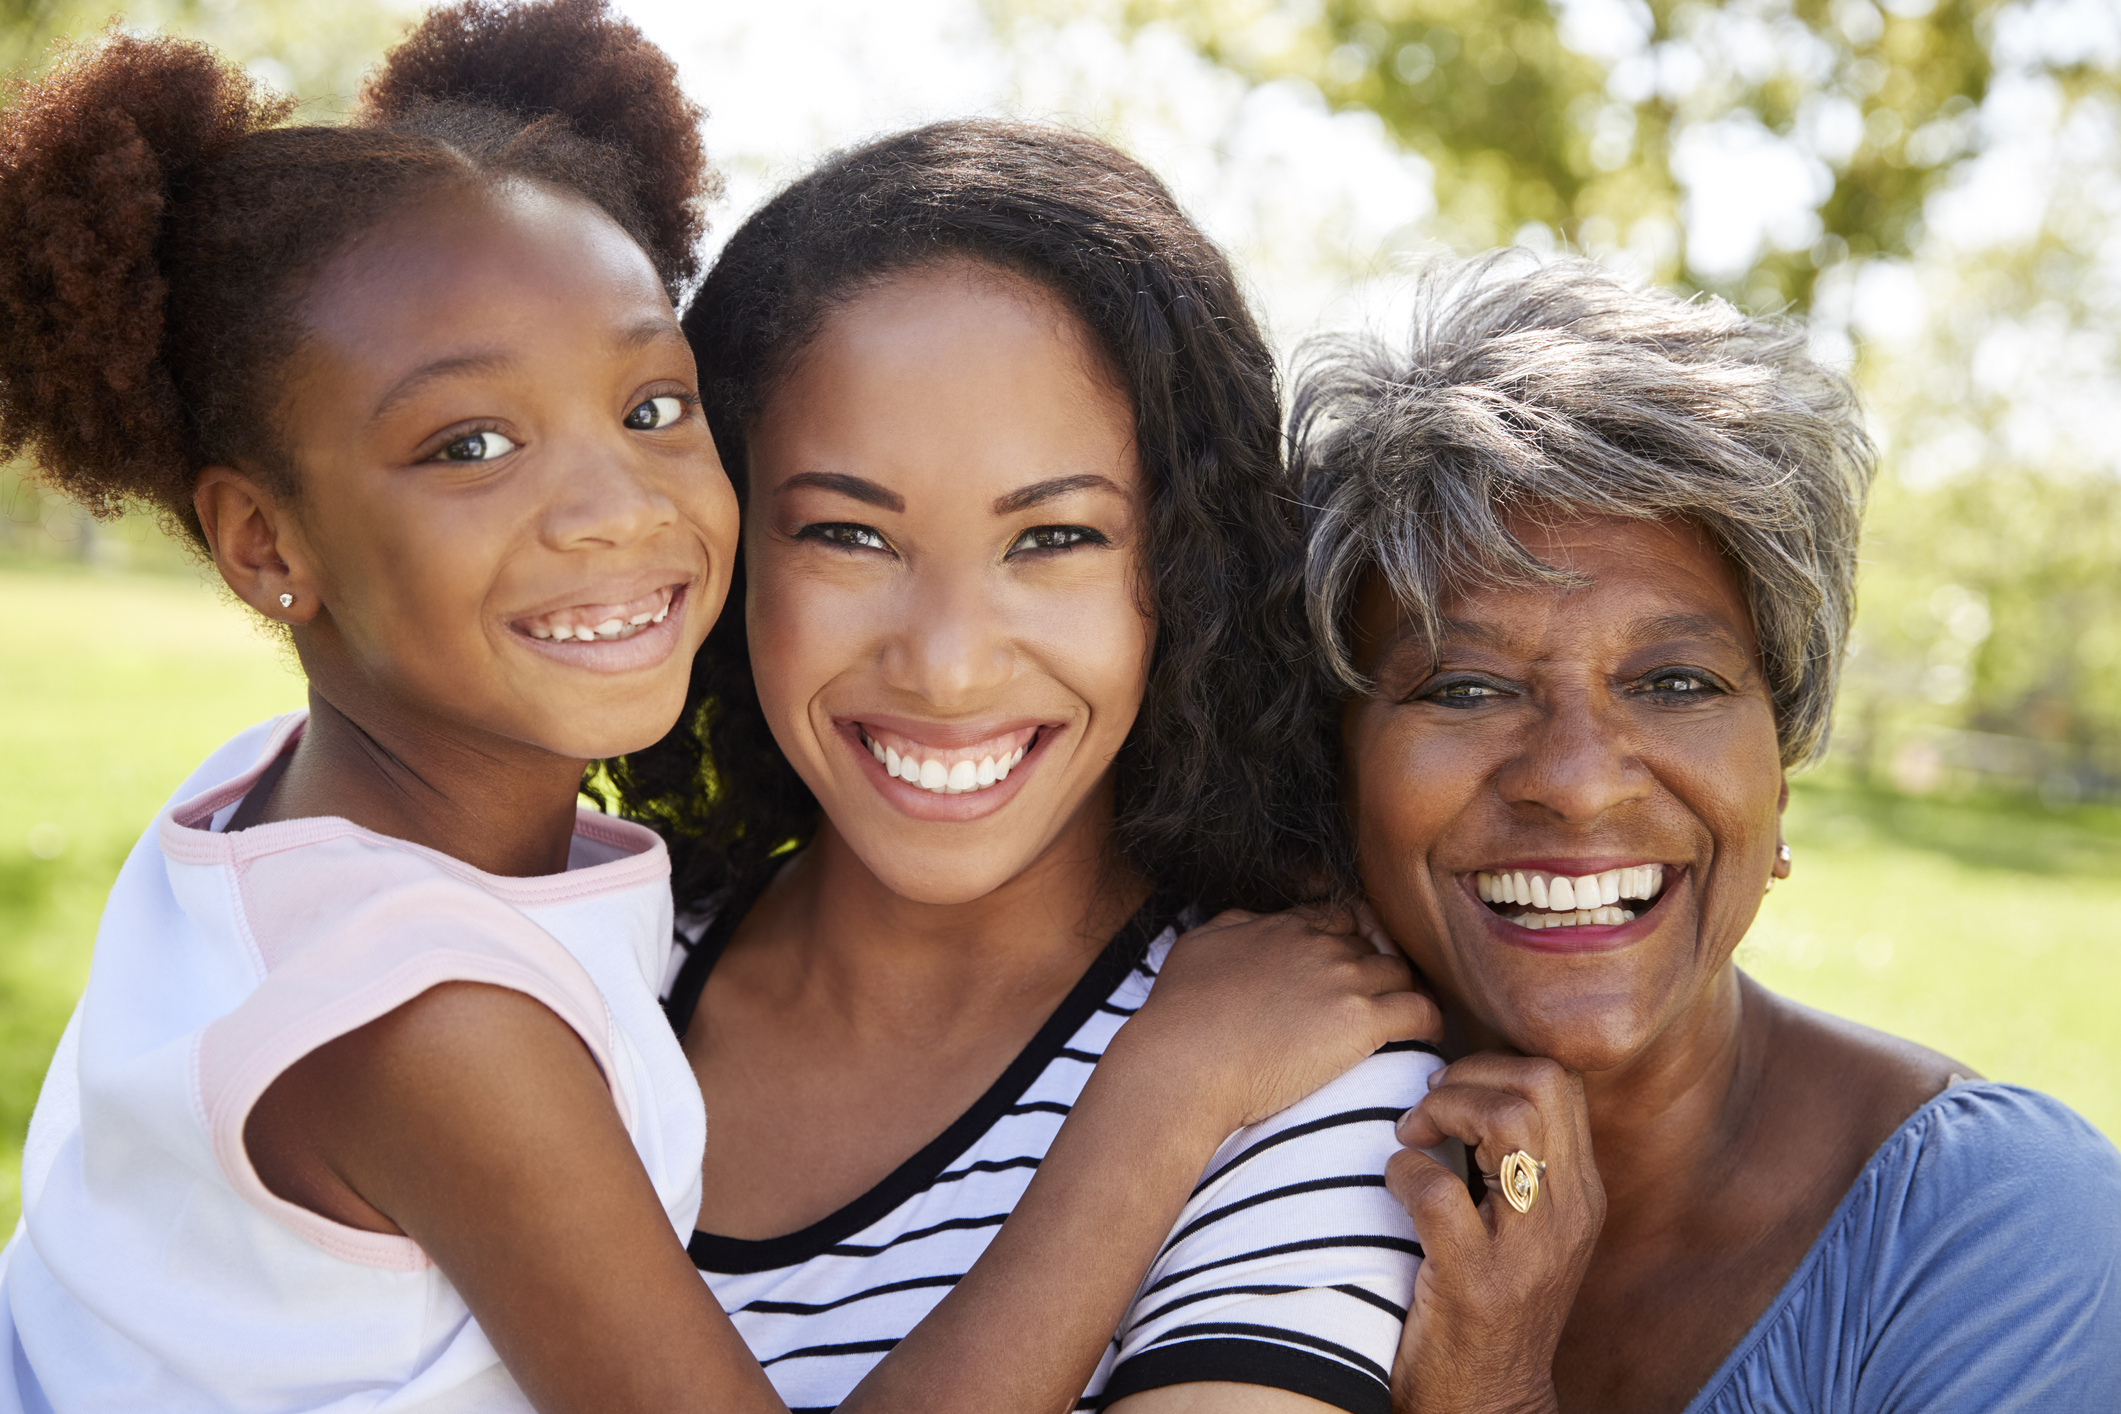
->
[193, 467, 321, 625]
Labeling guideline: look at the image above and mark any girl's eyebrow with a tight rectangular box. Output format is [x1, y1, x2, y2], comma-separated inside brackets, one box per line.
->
[371, 350, 512, 423]
[991, 473, 1121, 515]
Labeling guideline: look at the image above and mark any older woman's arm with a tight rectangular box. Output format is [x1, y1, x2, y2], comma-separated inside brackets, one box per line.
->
[1385, 1055, 1604, 1414]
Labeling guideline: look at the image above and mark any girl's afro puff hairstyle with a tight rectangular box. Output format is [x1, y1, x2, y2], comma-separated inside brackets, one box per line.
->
[608, 120, 1339, 916]
[0, 0, 716, 546]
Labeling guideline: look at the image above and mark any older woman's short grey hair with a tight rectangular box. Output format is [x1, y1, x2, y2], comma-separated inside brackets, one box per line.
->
[1294, 251, 1875, 768]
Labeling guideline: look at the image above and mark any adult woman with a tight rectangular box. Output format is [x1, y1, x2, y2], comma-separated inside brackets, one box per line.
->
[1293, 253, 2121, 1413]
[613, 121, 1436, 1413]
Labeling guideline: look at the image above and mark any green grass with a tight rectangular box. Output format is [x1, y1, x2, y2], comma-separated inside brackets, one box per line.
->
[0, 561, 2115, 1234]
[0, 561, 305, 1227]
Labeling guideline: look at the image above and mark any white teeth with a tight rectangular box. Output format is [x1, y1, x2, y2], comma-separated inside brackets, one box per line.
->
[1549, 876, 1576, 910]
[884, 747, 901, 775]
[977, 756, 997, 787]
[652, 605, 669, 623]
[898, 755, 920, 783]
[1529, 874, 1549, 909]
[531, 626, 552, 639]
[1476, 865, 1666, 926]
[947, 760, 977, 792]
[629, 611, 654, 625]
[918, 759, 948, 791]
[595, 618, 624, 638]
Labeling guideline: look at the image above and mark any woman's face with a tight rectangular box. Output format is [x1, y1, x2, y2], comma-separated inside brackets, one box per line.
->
[1343, 512, 1788, 1073]
[743, 262, 1152, 905]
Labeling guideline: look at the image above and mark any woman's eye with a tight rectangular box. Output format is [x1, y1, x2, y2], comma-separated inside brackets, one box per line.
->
[801, 523, 890, 552]
[1008, 525, 1104, 554]
[624, 396, 685, 431]
[433, 430, 517, 463]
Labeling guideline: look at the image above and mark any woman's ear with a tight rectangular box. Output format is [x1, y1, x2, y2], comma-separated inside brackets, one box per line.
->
[193, 467, 320, 625]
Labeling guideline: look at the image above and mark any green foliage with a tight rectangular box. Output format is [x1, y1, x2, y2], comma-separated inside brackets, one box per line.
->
[3, 0, 413, 109]
[1124, 0, 2012, 308]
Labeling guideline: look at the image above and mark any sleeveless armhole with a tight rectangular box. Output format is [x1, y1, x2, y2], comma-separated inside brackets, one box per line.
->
[194, 872, 626, 1271]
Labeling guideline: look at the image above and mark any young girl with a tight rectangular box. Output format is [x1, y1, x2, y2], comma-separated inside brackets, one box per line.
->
[613, 121, 1445, 1413]
[0, 6, 1431, 1411]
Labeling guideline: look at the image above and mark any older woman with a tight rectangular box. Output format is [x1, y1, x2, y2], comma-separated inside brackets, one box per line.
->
[1293, 255, 2121, 1413]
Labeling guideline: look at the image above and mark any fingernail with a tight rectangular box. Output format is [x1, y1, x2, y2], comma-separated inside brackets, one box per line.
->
[1426, 1066, 1446, 1089]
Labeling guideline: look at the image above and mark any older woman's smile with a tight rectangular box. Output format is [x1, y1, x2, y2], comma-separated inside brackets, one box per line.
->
[1459, 860, 1679, 955]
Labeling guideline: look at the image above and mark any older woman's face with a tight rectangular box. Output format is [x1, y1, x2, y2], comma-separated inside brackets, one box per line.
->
[1343, 513, 1787, 1072]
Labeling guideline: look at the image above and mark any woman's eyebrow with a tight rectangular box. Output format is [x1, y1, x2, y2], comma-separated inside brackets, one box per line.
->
[992, 474, 1121, 516]
[774, 470, 905, 511]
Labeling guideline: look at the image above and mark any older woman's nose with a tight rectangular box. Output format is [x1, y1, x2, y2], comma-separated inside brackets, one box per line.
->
[1494, 689, 1652, 823]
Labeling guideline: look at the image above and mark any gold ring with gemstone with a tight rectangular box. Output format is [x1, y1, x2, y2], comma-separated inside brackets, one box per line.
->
[1482, 1150, 1548, 1213]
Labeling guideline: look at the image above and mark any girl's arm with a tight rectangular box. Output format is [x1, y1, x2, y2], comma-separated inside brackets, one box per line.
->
[248, 909, 1435, 1414]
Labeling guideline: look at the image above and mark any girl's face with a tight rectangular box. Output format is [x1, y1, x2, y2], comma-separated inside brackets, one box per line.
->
[255, 180, 737, 763]
[744, 262, 1152, 905]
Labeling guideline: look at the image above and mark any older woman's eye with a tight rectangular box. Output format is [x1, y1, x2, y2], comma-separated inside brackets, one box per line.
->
[799, 523, 890, 552]
[1421, 677, 1507, 707]
[1008, 525, 1107, 554]
[624, 395, 686, 431]
[432, 429, 517, 463]
[1645, 669, 1724, 697]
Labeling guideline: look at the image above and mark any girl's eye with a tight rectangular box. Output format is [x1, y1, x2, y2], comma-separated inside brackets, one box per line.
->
[434, 430, 518, 463]
[1008, 525, 1105, 554]
[624, 396, 685, 431]
[800, 523, 890, 552]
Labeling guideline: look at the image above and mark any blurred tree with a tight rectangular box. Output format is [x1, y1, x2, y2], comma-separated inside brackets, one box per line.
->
[1112, 0, 2034, 310]
[4, 0, 411, 118]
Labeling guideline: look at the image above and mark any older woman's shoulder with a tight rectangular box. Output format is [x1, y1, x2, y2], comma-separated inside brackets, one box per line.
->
[1690, 1080, 2121, 1414]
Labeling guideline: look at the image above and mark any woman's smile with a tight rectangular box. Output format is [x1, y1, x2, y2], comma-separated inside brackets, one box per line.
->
[840, 715, 1059, 821]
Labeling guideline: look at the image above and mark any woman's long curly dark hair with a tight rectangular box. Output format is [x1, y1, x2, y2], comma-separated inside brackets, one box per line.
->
[607, 120, 1337, 915]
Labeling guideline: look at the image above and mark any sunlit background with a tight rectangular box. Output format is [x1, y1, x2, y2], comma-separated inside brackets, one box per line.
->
[3, 0, 2117, 1227]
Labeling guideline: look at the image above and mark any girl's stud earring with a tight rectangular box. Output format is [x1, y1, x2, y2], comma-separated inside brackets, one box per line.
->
[279, 593, 294, 608]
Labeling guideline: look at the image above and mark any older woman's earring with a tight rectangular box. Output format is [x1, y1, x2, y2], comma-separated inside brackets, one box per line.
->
[279, 593, 294, 608]
[1766, 843, 1792, 893]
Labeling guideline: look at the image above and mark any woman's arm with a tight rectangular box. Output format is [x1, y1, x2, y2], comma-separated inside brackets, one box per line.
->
[841, 907, 1440, 1413]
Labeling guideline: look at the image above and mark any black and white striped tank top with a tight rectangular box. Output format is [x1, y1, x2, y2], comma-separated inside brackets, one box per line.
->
[663, 894, 1438, 1414]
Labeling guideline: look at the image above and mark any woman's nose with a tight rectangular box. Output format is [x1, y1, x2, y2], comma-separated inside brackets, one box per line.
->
[1494, 688, 1650, 823]
[878, 565, 1014, 709]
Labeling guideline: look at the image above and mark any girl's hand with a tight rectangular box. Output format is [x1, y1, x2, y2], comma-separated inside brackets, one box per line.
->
[1118, 905, 1442, 1133]
[1386, 1054, 1605, 1414]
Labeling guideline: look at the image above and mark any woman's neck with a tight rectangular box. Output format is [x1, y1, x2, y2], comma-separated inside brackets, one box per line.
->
[736, 784, 1152, 1034]
[245, 687, 588, 878]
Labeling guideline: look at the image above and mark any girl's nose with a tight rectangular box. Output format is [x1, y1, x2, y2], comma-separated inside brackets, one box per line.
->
[540, 444, 677, 549]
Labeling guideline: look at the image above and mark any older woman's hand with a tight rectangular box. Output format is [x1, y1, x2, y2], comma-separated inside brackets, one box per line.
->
[1386, 1054, 1606, 1414]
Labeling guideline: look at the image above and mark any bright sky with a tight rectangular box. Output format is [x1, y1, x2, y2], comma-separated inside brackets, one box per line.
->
[616, 0, 2118, 476]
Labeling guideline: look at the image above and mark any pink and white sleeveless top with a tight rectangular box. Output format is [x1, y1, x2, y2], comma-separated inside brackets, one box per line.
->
[0, 714, 704, 1413]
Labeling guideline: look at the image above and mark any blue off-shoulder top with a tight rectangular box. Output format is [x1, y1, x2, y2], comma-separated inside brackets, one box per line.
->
[1684, 1082, 2121, 1413]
